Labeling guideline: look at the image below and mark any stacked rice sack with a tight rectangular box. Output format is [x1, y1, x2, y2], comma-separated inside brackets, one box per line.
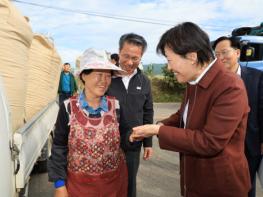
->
[25, 34, 61, 121]
[0, 0, 33, 132]
[0, 0, 62, 131]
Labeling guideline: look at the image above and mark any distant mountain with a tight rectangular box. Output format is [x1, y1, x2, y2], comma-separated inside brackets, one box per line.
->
[143, 63, 166, 75]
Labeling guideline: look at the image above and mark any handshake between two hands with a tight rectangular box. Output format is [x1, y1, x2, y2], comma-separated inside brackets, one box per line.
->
[129, 123, 163, 142]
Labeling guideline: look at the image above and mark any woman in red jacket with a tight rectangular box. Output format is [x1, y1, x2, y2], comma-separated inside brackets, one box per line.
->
[131, 22, 251, 197]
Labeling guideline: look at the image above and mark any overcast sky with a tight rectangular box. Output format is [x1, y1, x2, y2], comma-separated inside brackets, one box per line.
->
[13, 0, 263, 65]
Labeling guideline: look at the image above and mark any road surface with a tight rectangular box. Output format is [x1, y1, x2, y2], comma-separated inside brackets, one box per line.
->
[29, 103, 263, 197]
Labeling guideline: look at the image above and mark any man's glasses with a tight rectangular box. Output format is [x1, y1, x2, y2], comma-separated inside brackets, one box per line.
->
[215, 49, 236, 58]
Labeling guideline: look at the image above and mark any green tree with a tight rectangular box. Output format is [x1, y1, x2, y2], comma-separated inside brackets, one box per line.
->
[144, 64, 154, 79]
[161, 64, 185, 91]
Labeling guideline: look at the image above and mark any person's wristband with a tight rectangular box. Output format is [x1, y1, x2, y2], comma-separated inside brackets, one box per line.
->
[54, 179, 65, 188]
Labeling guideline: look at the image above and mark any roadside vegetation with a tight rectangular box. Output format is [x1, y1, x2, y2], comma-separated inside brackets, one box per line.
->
[144, 64, 185, 102]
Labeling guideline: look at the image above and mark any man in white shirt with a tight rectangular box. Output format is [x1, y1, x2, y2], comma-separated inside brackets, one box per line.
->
[107, 33, 154, 197]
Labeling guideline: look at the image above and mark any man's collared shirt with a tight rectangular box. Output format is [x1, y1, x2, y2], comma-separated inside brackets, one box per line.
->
[121, 68, 137, 90]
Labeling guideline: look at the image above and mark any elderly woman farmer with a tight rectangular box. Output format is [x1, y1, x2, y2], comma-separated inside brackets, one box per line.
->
[48, 48, 128, 197]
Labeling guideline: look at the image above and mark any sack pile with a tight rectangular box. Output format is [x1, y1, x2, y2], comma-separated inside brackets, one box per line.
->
[25, 35, 61, 121]
[0, 0, 61, 132]
[0, 0, 33, 132]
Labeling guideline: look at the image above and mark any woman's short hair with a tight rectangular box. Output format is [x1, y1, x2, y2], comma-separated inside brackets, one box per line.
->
[156, 22, 214, 65]
[79, 69, 93, 84]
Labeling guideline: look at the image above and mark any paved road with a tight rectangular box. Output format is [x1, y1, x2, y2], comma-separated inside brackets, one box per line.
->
[29, 103, 263, 197]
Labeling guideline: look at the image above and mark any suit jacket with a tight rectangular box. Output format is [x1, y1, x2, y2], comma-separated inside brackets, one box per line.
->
[241, 66, 263, 157]
[159, 60, 251, 197]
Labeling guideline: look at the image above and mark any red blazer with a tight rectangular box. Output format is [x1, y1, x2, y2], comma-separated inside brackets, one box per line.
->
[159, 60, 251, 197]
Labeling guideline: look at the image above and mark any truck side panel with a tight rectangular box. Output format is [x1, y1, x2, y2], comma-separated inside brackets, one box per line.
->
[0, 79, 16, 197]
[14, 101, 59, 189]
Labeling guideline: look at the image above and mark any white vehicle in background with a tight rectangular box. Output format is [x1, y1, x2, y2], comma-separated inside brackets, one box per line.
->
[231, 22, 263, 71]
[0, 77, 59, 197]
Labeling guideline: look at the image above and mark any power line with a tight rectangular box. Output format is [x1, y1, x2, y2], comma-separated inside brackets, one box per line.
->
[12, 0, 234, 30]
[12, 0, 177, 24]
[12, 0, 174, 26]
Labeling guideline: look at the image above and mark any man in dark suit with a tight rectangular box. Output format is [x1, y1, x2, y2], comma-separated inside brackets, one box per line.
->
[107, 33, 153, 197]
[213, 36, 263, 197]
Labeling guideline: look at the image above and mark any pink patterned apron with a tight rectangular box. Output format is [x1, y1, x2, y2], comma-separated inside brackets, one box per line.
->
[66, 95, 127, 197]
